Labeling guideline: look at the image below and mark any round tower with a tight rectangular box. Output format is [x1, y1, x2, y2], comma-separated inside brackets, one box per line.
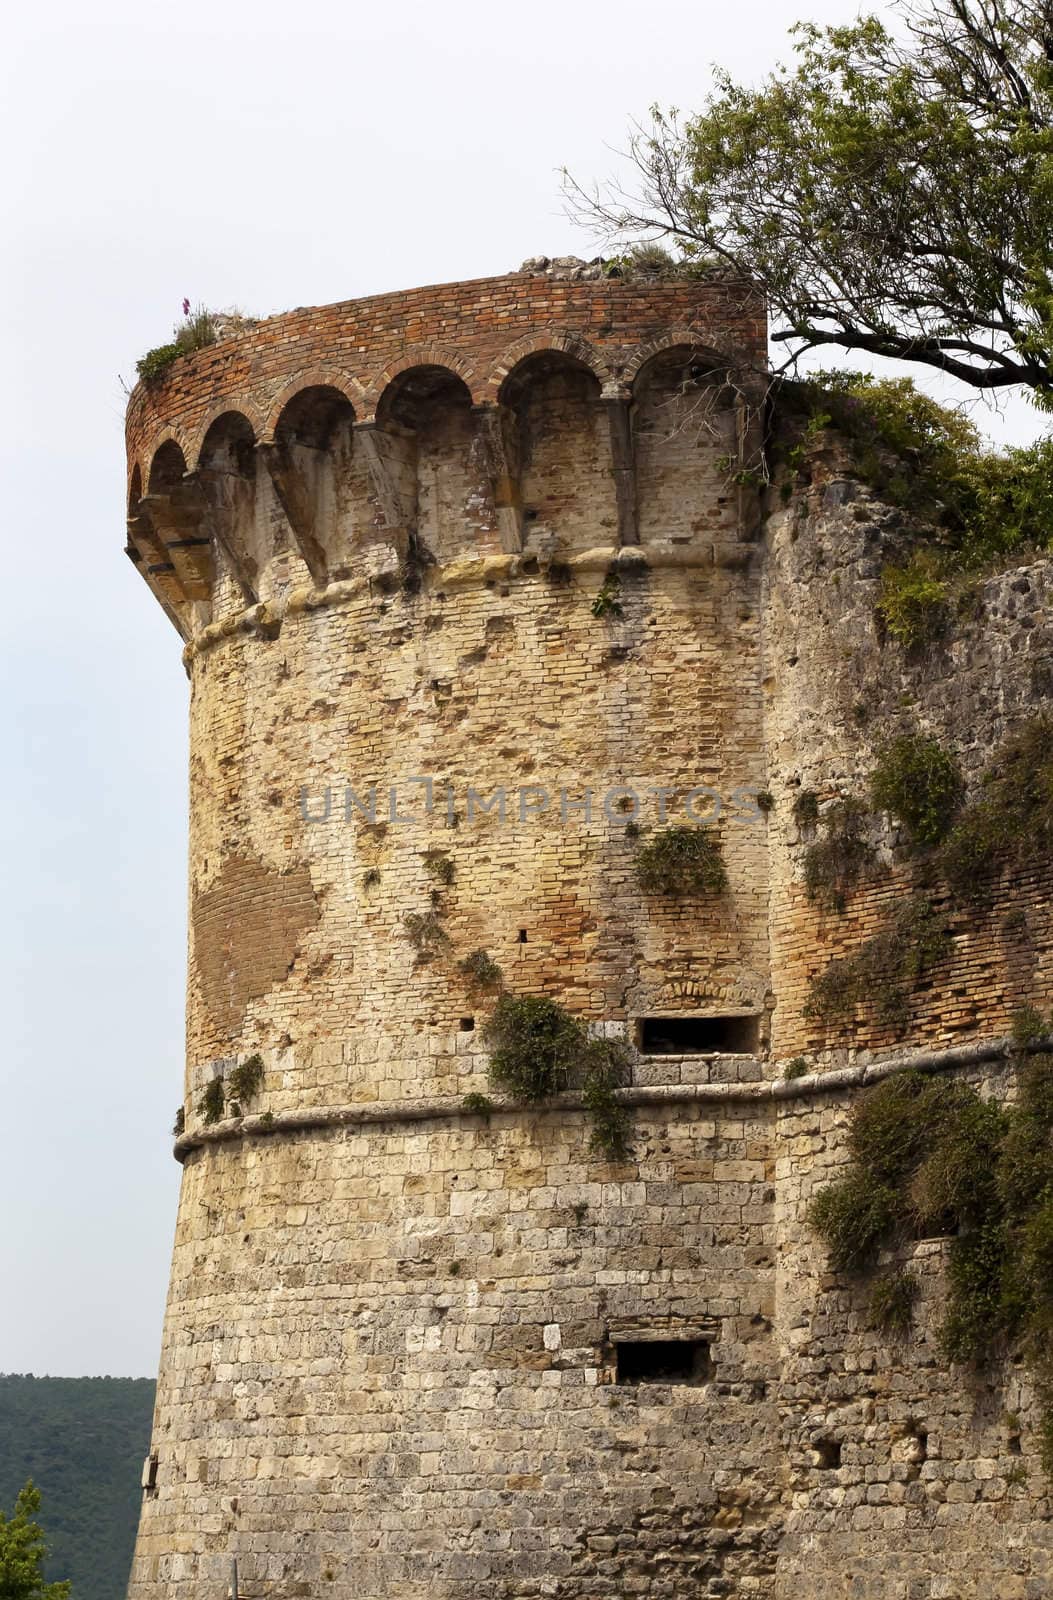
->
[125, 266, 781, 1599]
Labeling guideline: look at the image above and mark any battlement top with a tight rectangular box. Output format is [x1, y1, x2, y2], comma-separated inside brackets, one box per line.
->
[125, 267, 766, 481]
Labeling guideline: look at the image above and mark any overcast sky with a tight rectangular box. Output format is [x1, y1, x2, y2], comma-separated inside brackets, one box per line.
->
[1, 0, 1045, 1380]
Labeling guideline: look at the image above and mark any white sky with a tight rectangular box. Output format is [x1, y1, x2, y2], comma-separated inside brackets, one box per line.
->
[1, 0, 1046, 1379]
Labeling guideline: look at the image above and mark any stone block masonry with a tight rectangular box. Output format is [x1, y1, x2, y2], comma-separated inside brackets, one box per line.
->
[124, 268, 1052, 1598]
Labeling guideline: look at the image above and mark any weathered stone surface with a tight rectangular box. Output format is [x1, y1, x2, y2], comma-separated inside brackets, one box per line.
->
[125, 273, 1052, 1599]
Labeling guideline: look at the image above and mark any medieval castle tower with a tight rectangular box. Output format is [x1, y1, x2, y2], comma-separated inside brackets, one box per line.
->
[124, 266, 1053, 1598]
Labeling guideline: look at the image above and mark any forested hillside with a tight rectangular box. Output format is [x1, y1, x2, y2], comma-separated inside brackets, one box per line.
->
[0, 1374, 155, 1600]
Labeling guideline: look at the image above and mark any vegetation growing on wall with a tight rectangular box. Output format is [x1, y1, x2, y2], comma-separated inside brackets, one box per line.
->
[197, 1076, 225, 1126]
[136, 305, 218, 384]
[404, 910, 451, 962]
[876, 556, 951, 649]
[635, 825, 727, 896]
[871, 732, 964, 847]
[809, 1055, 1053, 1472]
[226, 1054, 264, 1110]
[804, 898, 949, 1033]
[937, 715, 1053, 895]
[458, 949, 504, 992]
[591, 571, 623, 619]
[803, 799, 874, 912]
[775, 374, 1053, 583]
[483, 995, 633, 1158]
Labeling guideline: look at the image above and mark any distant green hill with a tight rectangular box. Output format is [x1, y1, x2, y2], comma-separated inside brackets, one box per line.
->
[0, 1373, 155, 1600]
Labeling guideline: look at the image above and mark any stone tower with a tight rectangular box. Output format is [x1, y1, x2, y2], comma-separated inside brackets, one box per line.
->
[125, 266, 1053, 1599]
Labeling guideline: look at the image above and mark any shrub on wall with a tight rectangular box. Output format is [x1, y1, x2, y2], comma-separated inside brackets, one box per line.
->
[810, 1062, 1053, 1474]
[803, 799, 874, 912]
[482, 995, 633, 1157]
[635, 826, 727, 896]
[871, 732, 964, 847]
[876, 556, 950, 649]
[937, 715, 1053, 895]
[136, 305, 218, 384]
[804, 897, 949, 1034]
[197, 1077, 225, 1127]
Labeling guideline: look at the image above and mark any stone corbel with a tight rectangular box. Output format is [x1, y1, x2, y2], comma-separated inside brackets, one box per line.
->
[137, 482, 214, 601]
[257, 441, 329, 588]
[471, 403, 523, 554]
[602, 389, 638, 547]
[184, 468, 259, 602]
[353, 422, 416, 555]
[125, 514, 193, 638]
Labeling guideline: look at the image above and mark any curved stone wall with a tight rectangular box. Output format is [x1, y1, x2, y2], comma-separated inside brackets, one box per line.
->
[125, 272, 1053, 1599]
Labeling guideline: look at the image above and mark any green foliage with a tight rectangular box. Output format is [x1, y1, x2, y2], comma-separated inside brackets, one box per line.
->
[403, 910, 450, 962]
[877, 555, 950, 649]
[591, 572, 623, 619]
[461, 1092, 494, 1119]
[805, 898, 949, 1033]
[1012, 1005, 1051, 1051]
[423, 849, 455, 886]
[0, 1376, 155, 1600]
[574, 7, 1053, 403]
[784, 1056, 810, 1081]
[483, 995, 583, 1102]
[581, 1039, 634, 1160]
[871, 732, 964, 847]
[809, 1065, 1053, 1467]
[809, 1170, 898, 1273]
[803, 798, 873, 912]
[635, 825, 727, 896]
[226, 1054, 264, 1106]
[171, 1105, 185, 1137]
[483, 996, 635, 1153]
[135, 305, 217, 384]
[938, 715, 1053, 894]
[869, 1269, 920, 1337]
[0, 1483, 70, 1599]
[602, 243, 679, 279]
[458, 949, 503, 992]
[197, 1076, 225, 1126]
[755, 790, 775, 814]
[792, 789, 819, 829]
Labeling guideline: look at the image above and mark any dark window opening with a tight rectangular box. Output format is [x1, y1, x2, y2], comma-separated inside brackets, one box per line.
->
[813, 1438, 842, 1470]
[459, 1017, 475, 1032]
[638, 1015, 759, 1054]
[142, 1455, 159, 1497]
[615, 1339, 713, 1386]
[517, 929, 529, 943]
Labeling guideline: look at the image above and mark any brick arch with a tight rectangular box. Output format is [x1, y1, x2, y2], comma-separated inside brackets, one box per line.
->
[146, 432, 191, 493]
[188, 397, 265, 471]
[260, 368, 366, 443]
[485, 331, 613, 403]
[360, 345, 478, 420]
[623, 331, 737, 391]
[141, 428, 191, 493]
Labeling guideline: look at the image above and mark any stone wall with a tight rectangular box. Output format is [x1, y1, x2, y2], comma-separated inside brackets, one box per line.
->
[762, 462, 1053, 1060]
[125, 272, 1053, 1599]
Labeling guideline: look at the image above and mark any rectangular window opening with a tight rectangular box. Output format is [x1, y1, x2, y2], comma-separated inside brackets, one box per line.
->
[637, 1015, 760, 1055]
[615, 1338, 713, 1386]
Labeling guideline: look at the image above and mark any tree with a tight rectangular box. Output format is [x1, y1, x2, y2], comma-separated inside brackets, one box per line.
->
[566, 0, 1053, 402]
[0, 1484, 71, 1600]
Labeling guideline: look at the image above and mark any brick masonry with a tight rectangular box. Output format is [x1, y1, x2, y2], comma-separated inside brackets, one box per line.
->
[125, 272, 1053, 1598]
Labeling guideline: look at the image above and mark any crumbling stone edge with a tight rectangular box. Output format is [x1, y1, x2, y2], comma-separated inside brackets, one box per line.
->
[172, 1033, 1051, 1162]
